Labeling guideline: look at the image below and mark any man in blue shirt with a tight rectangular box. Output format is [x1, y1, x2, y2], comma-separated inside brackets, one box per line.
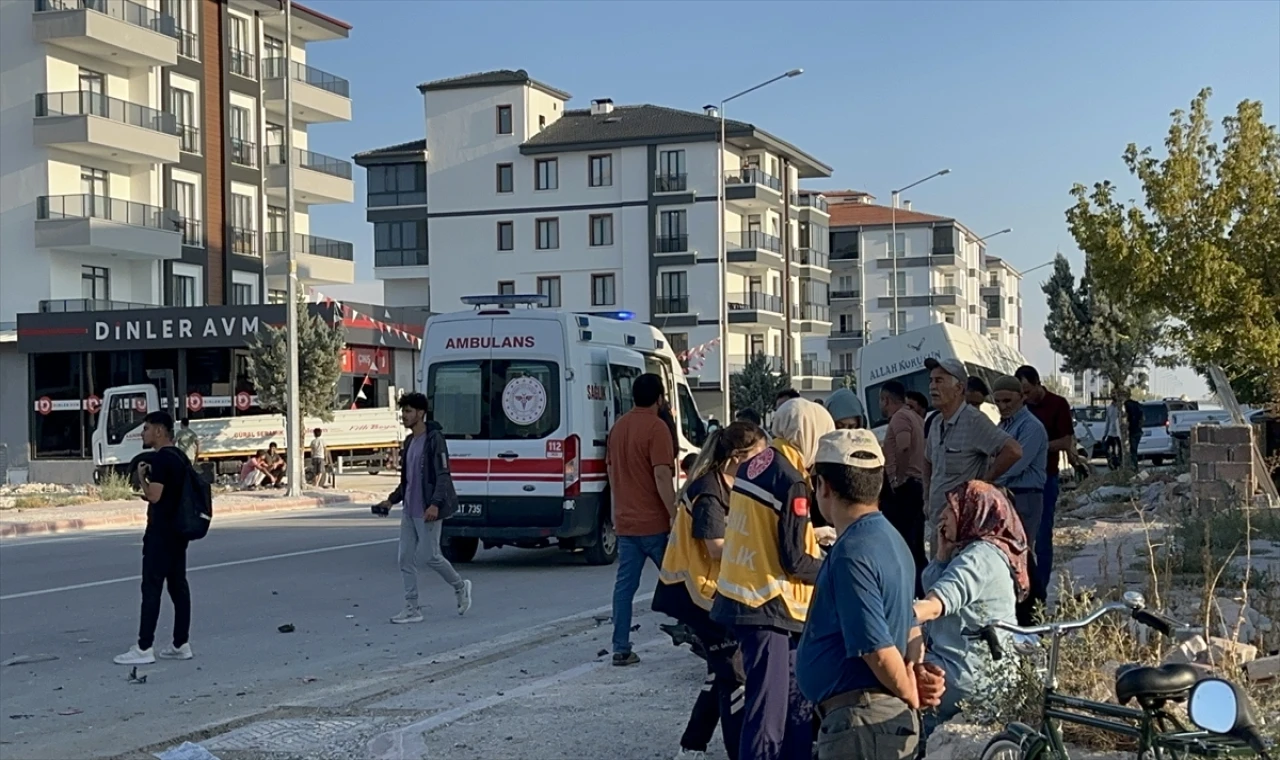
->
[796, 429, 940, 760]
[991, 375, 1048, 625]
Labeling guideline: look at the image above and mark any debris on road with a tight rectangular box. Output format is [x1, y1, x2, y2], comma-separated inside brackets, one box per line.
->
[56, 708, 83, 715]
[2, 653, 59, 666]
[278, 623, 296, 633]
[127, 667, 147, 685]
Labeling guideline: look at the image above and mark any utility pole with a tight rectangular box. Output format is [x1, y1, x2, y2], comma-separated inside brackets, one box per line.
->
[282, 0, 303, 497]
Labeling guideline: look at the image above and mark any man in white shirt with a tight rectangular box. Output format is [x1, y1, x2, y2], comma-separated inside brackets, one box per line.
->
[309, 428, 330, 487]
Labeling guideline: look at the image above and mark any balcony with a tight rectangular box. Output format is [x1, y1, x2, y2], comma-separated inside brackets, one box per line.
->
[228, 47, 256, 79]
[793, 247, 830, 280]
[797, 303, 832, 336]
[796, 358, 831, 378]
[654, 234, 688, 254]
[726, 230, 783, 270]
[653, 174, 687, 193]
[177, 218, 202, 247]
[653, 295, 690, 315]
[723, 168, 783, 208]
[265, 232, 355, 285]
[794, 193, 830, 214]
[262, 58, 351, 124]
[831, 290, 861, 301]
[229, 227, 257, 257]
[930, 286, 966, 309]
[34, 90, 179, 164]
[40, 298, 153, 312]
[32, 0, 178, 68]
[229, 138, 257, 168]
[828, 328, 866, 347]
[374, 249, 429, 268]
[265, 146, 354, 205]
[176, 124, 199, 154]
[727, 354, 786, 375]
[727, 292, 785, 328]
[175, 26, 197, 60]
[35, 194, 180, 260]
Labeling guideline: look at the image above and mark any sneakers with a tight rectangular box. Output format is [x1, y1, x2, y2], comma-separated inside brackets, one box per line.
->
[456, 579, 473, 617]
[158, 643, 193, 660]
[390, 605, 424, 624]
[113, 645, 155, 665]
[674, 751, 707, 760]
[612, 651, 640, 667]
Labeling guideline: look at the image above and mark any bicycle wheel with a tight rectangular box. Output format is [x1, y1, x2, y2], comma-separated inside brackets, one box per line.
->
[981, 732, 1032, 760]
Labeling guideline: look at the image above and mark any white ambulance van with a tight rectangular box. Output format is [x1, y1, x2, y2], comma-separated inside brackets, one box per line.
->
[421, 294, 708, 566]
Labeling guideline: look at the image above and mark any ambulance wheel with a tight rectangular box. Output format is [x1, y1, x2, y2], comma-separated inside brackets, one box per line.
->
[584, 514, 618, 566]
[442, 537, 479, 564]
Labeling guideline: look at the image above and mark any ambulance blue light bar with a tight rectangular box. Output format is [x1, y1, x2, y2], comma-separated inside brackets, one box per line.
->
[596, 310, 634, 321]
[461, 294, 548, 308]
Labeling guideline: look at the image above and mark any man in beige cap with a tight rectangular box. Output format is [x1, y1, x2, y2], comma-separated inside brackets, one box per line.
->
[796, 429, 944, 760]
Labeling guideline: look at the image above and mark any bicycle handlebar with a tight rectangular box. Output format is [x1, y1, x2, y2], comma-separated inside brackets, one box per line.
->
[972, 600, 1188, 659]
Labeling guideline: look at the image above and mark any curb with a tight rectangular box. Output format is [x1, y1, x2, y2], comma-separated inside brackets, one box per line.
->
[0, 492, 363, 538]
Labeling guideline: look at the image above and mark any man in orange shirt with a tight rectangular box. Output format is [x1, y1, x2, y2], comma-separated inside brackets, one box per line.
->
[606, 373, 677, 666]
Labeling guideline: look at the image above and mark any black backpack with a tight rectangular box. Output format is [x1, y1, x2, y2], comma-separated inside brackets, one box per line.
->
[176, 454, 213, 541]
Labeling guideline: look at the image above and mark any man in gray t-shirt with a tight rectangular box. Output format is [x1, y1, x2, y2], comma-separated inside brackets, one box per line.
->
[922, 358, 1022, 555]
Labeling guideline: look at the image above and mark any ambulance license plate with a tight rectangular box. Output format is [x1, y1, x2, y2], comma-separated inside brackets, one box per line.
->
[458, 503, 483, 517]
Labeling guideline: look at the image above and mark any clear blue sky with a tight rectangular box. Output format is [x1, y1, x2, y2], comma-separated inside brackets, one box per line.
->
[302, 0, 1279, 399]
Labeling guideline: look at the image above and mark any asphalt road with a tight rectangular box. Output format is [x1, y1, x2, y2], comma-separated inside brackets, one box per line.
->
[0, 499, 649, 760]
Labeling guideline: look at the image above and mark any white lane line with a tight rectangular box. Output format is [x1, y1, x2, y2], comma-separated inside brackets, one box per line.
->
[368, 634, 668, 760]
[0, 538, 397, 601]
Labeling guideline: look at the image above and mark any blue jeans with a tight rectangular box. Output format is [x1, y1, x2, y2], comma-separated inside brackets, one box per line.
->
[1034, 474, 1059, 598]
[612, 533, 668, 654]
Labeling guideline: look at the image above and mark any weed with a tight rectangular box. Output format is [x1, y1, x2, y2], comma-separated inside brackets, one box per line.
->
[9, 495, 52, 510]
[95, 471, 135, 502]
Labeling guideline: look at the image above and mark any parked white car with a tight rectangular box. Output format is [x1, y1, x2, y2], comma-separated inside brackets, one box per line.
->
[1136, 399, 1198, 465]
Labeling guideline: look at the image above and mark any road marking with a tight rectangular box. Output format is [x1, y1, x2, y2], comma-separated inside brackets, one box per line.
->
[0, 538, 397, 601]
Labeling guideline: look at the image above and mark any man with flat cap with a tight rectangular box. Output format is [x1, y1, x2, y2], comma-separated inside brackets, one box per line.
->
[990, 374, 1048, 625]
[922, 358, 1023, 557]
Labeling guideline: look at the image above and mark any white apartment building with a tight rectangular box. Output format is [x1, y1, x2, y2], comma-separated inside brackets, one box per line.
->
[818, 190, 1023, 376]
[355, 69, 835, 417]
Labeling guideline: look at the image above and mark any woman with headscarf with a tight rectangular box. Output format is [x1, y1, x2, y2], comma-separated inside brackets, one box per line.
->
[711, 398, 835, 760]
[912, 480, 1026, 733]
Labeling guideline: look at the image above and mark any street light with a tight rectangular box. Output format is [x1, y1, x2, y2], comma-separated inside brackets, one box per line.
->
[889, 169, 950, 336]
[715, 68, 803, 420]
[976, 228, 1013, 243]
[281, 0, 303, 497]
[1014, 259, 1054, 277]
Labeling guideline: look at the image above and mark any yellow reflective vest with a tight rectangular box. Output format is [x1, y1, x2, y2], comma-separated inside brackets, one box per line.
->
[656, 476, 723, 611]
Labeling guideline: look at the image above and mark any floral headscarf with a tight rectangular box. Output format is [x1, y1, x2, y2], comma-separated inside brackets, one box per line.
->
[943, 481, 1030, 601]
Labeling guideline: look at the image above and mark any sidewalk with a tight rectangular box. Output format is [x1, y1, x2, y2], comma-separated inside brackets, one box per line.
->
[0, 488, 374, 538]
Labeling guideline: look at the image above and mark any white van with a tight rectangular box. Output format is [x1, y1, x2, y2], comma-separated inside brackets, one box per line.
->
[421, 295, 707, 566]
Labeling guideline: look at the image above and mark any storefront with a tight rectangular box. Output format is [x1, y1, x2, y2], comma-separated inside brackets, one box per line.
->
[12, 302, 426, 460]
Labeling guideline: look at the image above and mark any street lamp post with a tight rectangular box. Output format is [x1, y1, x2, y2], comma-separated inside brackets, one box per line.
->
[889, 169, 950, 336]
[715, 68, 802, 420]
[282, 0, 303, 497]
[976, 228, 1013, 244]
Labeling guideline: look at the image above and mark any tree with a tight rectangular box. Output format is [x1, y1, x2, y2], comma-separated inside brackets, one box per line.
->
[730, 353, 791, 419]
[245, 300, 345, 423]
[1042, 253, 1163, 392]
[1066, 88, 1280, 401]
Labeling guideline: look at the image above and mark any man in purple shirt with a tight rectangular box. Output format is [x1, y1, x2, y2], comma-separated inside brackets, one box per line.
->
[374, 392, 473, 623]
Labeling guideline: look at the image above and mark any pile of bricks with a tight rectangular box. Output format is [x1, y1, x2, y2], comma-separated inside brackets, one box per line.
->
[1190, 424, 1256, 510]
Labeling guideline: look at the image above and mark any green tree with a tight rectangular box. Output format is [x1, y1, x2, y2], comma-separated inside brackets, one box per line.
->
[245, 300, 345, 422]
[1042, 253, 1163, 392]
[1066, 88, 1280, 401]
[730, 353, 791, 418]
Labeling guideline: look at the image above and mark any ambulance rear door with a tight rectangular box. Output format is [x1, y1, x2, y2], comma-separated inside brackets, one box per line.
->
[423, 315, 492, 508]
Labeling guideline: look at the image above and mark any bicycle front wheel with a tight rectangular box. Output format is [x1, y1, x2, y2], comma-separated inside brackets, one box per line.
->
[982, 732, 1032, 760]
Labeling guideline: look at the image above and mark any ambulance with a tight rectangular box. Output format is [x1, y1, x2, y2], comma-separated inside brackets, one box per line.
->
[421, 294, 708, 566]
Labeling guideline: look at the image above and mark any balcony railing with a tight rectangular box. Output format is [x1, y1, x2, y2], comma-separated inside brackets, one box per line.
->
[829, 365, 857, 378]
[265, 145, 353, 179]
[229, 227, 257, 256]
[655, 234, 688, 253]
[831, 247, 859, 261]
[228, 47, 256, 78]
[37, 194, 177, 230]
[34, 0, 178, 38]
[727, 230, 781, 253]
[799, 303, 830, 322]
[932, 244, 956, 255]
[653, 295, 690, 315]
[40, 298, 153, 313]
[262, 58, 350, 97]
[178, 218, 202, 246]
[368, 190, 427, 207]
[35, 90, 178, 134]
[831, 290, 861, 300]
[176, 124, 199, 153]
[798, 359, 831, 377]
[653, 174, 687, 193]
[267, 232, 354, 261]
[229, 138, 257, 168]
[932, 286, 963, 297]
[794, 194, 830, 213]
[728, 292, 782, 313]
[795, 247, 829, 268]
[728, 355, 785, 374]
[831, 328, 865, 340]
[724, 167, 782, 192]
[175, 26, 198, 59]
[375, 249, 429, 267]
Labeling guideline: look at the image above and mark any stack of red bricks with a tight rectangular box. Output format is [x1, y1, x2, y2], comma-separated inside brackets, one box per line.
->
[1190, 424, 1256, 509]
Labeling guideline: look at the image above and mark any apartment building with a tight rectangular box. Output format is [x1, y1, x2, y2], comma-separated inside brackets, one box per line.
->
[354, 69, 835, 417]
[0, 0, 354, 470]
[818, 190, 1023, 377]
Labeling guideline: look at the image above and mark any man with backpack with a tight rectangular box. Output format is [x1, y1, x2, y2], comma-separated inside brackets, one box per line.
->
[115, 411, 198, 665]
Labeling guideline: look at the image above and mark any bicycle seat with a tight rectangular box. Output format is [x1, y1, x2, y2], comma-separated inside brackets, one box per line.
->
[1115, 663, 1199, 705]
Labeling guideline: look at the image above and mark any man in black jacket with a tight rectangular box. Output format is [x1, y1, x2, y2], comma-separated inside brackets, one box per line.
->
[374, 392, 472, 623]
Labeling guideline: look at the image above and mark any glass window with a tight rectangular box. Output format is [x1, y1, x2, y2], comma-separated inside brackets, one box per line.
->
[31, 353, 86, 458]
[496, 105, 513, 135]
[536, 218, 559, 250]
[592, 274, 615, 306]
[497, 221, 514, 251]
[373, 221, 428, 267]
[171, 274, 197, 306]
[888, 231, 906, 257]
[677, 384, 704, 446]
[588, 154, 612, 187]
[864, 368, 933, 428]
[498, 281, 515, 295]
[537, 276, 561, 307]
[831, 231, 859, 259]
[610, 363, 641, 418]
[367, 163, 426, 207]
[589, 214, 613, 247]
[660, 210, 686, 238]
[496, 163, 513, 193]
[535, 159, 558, 191]
[659, 149, 685, 177]
[232, 282, 255, 305]
[661, 270, 687, 296]
[428, 360, 561, 440]
[82, 265, 109, 300]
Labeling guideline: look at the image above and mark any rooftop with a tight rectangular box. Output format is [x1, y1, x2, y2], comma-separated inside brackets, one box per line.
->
[417, 69, 572, 100]
[353, 138, 427, 165]
[828, 201, 952, 227]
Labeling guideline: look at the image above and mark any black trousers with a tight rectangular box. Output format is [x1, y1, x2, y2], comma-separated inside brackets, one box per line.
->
[1128, 434, 1142, 469]
[881, 478, 927, 599]
[677, 608, 745, 759]
[138, 533, 191, 651]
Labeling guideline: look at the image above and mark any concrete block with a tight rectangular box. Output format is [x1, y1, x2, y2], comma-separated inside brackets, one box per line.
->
[1204, 636, 1258, 664]
[1194, 481, 1232, 501]
[1194, 425, 1216, 444]
[1245, 654, 1280, 682]
[1191, 463, 1211, 482]
[1212, 426, 1254, 445]
[1191, 444, 1229, 464]
[1164, 635, 1207, 664]
[1210, 462, 1255, 486]
[1225, 444, 1253, 463]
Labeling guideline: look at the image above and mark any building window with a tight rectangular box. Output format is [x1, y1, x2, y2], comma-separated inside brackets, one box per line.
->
[170, 179, 199, 245]
[232, 282, 255, 305]
[591, 274, 616, 306]
[890, 311, 907, 333]
[989, 271, 1000, 287]
[658, 210, 687, 252]
[498, 281, 515, 296]
[661, 270, 687, 297]
[889, 271, 907, 296]
[538, 114, 546, 130]
[496, 105, 513, 135]
[81, 265, 109, 300]
[888, 231, 906, 257]
[230, 193, 255, 255]
[268, 289, 287, 304]
[535, 158, 558, 191]
[374, 220, 428, 267]
[171, 274, 197, 307]
[831, 230, 859, 259]
[659, 149, 685, 178]
[266, 204, 286, 234]
[497, 221, 514, 251]
[228, 105, 254, 167]
[170, 87, 198, 153]
[535, 218, 559, 250]
[81, 166, 108, 199]
[589, 214, 613, 247]
[588, 154, 612, 187]
[496, 163, 513, 194]
[537, 276, 561, 308]
[368, 163, 426, 207]
[749, 334, 765, 356]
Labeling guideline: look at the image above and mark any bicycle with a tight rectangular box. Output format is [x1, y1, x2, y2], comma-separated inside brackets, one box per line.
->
[972, 591, 1271, 760]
